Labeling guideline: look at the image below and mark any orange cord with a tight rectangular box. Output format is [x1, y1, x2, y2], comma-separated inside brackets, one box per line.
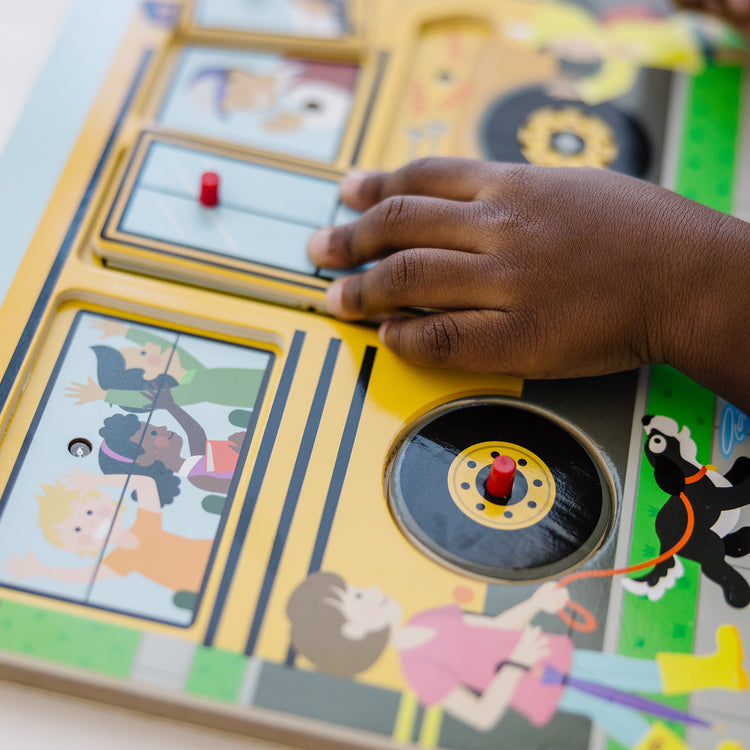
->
[555, 478, 698, 632]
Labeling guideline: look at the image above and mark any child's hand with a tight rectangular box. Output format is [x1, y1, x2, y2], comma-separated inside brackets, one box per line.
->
[3, 550, 47, 580]
[60, 467, 100, 494]
[531, 581, 570, 614]
[308, 159, 750, 413]
[92, 318, 128, 339]
[228, 431, 245, 452]
[509, 625, 550, 668]
[147, 384, 175, 411]
[65, 377, 106, 405]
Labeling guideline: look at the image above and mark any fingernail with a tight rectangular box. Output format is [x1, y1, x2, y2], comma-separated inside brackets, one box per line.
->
[378, 319, 391, 344]
[339, 170, 371, 207]
[307, 227, 332, 263]
[326, 279, 345, 317]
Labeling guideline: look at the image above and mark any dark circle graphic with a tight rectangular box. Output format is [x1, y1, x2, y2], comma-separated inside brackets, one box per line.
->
[478, 86, 651, 178]
[386, 398, 615, 581]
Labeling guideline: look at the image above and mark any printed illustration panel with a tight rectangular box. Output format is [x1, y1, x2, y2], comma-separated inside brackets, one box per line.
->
[157, 46, 359, 163]
[0, 312, 274, 627]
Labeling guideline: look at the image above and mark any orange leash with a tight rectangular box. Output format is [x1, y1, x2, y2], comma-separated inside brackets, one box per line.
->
[555, 466, 704, 632]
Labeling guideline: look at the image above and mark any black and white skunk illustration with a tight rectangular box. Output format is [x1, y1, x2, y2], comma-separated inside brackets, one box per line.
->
[623, 415, 750, 608]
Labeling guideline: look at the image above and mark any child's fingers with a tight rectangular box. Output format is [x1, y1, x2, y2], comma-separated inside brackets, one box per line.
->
[339, 157, 498, 210]
[726, 0, 750, 18]
[325, 248, 508, 319]
[309, 195, 481, 268]
[378, 309, 535, 372]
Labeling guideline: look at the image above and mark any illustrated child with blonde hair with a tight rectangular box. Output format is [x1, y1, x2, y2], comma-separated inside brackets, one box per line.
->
[4, 469, 212, 597]
[287, 572, 747, 749]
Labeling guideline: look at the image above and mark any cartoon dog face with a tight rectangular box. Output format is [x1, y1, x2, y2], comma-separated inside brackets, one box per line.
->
[642, 415, 699, 468]
[641, 415, 705, 496]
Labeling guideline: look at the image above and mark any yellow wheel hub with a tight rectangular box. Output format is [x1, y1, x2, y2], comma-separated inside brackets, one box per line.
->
[518, 106, 618, 168]
[447, 441, 555, 530]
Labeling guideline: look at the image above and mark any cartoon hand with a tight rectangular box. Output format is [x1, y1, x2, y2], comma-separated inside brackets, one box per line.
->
[146, 384, 175, 411]
[64, 377, 106, 405]
[228, 431, 245, 452]
[510, 625, 550, 668]
[91, 318, 128, 339]
[3, 550, 46, 580]
[532, 581, 570, 614]
[60, 467, 99, 494]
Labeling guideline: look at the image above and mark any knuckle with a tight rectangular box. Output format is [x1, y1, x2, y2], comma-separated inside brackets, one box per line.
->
[379, 195, 411, 232]
[501, 309, 555, 376]
[490, 163, 537, 229]
[387, 249, 425, 295]
[419, 315, 461, 364]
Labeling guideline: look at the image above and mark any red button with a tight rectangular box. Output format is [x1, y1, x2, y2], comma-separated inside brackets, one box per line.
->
[200, 171, 220, 207]
[486, 455, 516, 498]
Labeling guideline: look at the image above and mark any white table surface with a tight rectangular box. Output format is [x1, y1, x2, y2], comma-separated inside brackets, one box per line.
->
[0, 2, 279, 747]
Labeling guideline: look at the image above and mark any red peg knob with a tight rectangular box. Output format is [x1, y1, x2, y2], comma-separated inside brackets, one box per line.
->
[200, 171, 220, 207]
[486, 455, 516, 498]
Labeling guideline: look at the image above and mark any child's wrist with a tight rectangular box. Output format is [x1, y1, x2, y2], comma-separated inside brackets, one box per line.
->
[661, 208, 750, 414]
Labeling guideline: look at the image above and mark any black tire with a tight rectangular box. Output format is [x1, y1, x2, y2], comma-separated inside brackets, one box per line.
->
[479, 85, 651, 178]
[387, 398, 614, 581]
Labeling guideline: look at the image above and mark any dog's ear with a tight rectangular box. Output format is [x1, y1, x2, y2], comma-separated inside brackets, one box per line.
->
[652, 456, 686, 495]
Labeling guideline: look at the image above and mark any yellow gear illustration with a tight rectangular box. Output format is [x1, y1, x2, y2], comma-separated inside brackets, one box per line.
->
[517, 106, 618, 168]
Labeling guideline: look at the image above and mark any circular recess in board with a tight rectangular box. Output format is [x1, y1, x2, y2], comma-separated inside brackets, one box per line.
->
[385, 397, 616, 582]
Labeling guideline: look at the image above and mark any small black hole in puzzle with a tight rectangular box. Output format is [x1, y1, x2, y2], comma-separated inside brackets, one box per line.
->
[68, 438, 92, 458]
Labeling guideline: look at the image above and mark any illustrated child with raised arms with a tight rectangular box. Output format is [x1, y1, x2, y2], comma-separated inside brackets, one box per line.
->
[287, 572, 748, 750]
[65, 318, 266, 414]
[4, 469, 213, 597]
[98, 386, 246, 501]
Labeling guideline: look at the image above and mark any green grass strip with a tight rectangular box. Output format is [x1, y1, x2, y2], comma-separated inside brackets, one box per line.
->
[0, 600, 140, 677]
[185, 646, 248, 702]
[674, 64, 744, 213]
